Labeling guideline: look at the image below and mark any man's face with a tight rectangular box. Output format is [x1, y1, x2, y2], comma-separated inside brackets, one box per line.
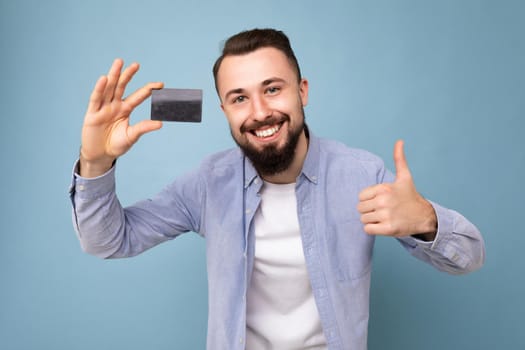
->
[217, 47, 309, 175]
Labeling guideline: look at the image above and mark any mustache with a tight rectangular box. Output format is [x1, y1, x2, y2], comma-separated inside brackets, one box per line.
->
[240, 114, 290, 133]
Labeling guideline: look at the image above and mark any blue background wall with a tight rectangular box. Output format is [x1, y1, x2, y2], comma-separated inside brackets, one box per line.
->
[1, 0, 523, 349]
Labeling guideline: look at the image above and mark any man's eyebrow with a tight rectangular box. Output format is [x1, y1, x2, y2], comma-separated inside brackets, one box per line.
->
[262, 77, 286, 86]
[224, 88, 245, 101]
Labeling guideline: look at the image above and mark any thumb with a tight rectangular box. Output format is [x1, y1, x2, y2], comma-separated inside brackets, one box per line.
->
[393, 139, 412, 182]
[127, 120, 163, 144]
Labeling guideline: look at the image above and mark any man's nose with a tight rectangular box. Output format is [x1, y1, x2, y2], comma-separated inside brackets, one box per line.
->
[251, 95, 271, 121]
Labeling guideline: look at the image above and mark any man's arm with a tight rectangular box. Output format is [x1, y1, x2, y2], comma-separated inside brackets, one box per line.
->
[70, 59, 190, 258]
[357, 140, 485, 274]
[70, 160, 203, 259]
[397, 201, 485, 274]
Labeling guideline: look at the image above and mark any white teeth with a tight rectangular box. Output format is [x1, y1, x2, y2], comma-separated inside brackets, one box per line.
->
[255, 125, 280, 138]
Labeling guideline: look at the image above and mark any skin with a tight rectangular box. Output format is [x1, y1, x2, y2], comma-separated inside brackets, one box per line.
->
[78, 49, 437, 240]
[216, 47, 309, 184]
[357, 140, 437, 240]
[79, 59, 163, 177]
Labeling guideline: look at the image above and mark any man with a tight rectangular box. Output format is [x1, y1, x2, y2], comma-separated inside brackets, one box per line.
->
[70, 29, 485, 350]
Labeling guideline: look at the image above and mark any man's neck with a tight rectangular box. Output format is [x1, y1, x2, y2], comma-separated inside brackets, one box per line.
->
[261, 130, 309, 184]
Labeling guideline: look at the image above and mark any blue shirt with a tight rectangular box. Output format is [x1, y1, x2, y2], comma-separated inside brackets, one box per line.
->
[70, 133, 485, 350]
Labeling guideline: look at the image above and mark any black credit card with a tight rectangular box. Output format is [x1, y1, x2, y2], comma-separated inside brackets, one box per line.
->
[151, 88, 202, 122]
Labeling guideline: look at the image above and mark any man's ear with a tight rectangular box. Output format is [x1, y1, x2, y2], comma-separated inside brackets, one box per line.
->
[299, 78, 309, 106]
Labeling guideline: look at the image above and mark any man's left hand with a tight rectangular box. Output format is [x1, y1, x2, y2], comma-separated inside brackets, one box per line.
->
[357, 140, 437, 240]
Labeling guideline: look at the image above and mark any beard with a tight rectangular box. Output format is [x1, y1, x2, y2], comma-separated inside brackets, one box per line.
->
[231, 110, 305, 177]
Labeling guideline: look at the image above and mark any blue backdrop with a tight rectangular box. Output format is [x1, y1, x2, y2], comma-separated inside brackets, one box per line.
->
[1, 0, 523, 349]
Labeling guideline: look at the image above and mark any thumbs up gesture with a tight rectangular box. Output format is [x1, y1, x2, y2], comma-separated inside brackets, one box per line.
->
[357, 140, 437, 240]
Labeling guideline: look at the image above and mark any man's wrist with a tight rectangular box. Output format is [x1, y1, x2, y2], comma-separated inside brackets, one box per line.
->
[412, 200, 438, 241]
[78, 153, 115, 178]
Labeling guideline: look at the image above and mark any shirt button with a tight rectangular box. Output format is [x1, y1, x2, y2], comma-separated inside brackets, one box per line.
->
[245, 209, 251, 215]
[239, 337, 244, 344]
[78, 185, 85, 191]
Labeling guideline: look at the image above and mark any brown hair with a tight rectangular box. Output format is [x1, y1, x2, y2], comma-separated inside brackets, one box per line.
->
[212, 28, 302, 95]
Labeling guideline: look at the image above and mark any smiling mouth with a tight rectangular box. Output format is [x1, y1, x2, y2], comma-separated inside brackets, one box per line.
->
[252, 123, 283, 138]
[242, 115, 288, 140]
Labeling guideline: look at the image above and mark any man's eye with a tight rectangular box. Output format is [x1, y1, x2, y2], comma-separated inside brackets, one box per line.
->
[233, 96, 246, 103]
[266, 86, 280, 94]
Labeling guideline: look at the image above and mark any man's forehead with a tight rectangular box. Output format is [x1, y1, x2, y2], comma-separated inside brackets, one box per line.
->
[217, 48, 296, 94]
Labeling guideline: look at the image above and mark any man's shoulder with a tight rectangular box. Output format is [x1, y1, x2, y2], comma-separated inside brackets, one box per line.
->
[314, 136, 390, 183]
[318, 137, 384, 165]
[198, 147, 243, 172]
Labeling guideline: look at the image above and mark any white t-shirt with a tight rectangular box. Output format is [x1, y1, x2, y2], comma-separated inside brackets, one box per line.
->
[246, 181, 327, 350]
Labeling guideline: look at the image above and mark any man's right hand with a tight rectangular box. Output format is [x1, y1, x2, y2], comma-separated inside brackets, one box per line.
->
[79, 58, 164, 177]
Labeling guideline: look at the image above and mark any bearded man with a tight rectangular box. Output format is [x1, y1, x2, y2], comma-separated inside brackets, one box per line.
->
[70, 28, 484, 350]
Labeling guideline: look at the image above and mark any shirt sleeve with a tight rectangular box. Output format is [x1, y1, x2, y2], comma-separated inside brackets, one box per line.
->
[69, 160, 203, 259]
[397, 201, 485, 274]
[379, 167, 485, 274]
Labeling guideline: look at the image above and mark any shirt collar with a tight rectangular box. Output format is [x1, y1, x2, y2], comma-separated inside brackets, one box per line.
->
[300, 127, 320, 184]
[243, 125, 320, 189]
[244, 156, 259, 189]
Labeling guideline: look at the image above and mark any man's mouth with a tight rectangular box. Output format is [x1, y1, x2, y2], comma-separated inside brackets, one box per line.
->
[253, 123, 282, 138]
[242, 116, 288, 140]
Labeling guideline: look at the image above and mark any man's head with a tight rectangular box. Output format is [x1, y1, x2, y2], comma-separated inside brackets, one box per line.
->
[213, 29, 309, 179]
